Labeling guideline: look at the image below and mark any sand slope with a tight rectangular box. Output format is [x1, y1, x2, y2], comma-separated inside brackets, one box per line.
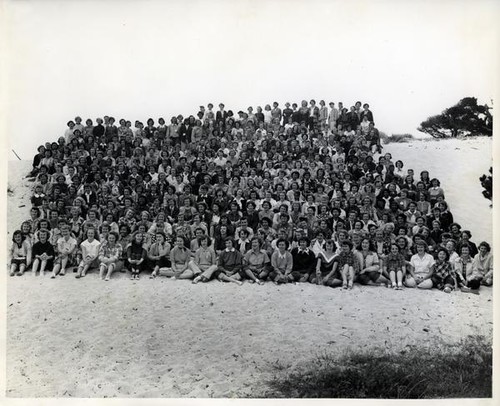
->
[6, 137, 493, 398]
[6, 276, 493, 398]
[385, 137, 492, 244]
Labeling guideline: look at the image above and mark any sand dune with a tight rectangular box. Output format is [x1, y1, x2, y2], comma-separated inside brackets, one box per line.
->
[6, 274, 493, 397]
[6, 137, 493, 398]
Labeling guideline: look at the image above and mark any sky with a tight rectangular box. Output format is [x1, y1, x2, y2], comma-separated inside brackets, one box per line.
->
[4, 0, 499, 160]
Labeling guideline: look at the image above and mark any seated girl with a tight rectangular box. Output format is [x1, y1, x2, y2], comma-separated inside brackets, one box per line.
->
[127, 233, 147, 280]
[31, 229, 55, 277]
[428, 248, 455, 293]
[312, 239, 342, 287]
[406, 241, 435, 288]
[51, 224, 78, 278]
[165, 237, 194, 279]
[148, 231, 171, 278]
[190, 236, 218, 284]
[356, 238, 388, 286]
[242, 237, 270, 284]
[9, 230, 32, 276]
[472, 241, 493, 286]
[383, 244, 406, 290]
[335, 240, 358, 290]
[75, 227, 101, 278]
[97, 231, 122, 281]
[212, 237, 244, 285]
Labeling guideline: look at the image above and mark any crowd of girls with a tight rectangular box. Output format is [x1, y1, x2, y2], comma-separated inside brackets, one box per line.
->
[9, 100, 493, 293]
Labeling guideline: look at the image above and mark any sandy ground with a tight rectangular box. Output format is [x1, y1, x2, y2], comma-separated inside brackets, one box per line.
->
[5, 137, 494, 398]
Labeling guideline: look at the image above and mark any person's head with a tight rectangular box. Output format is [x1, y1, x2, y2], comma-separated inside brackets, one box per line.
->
[360, 238, 372, 252]
[12, 230, 24, 243]
[38, 229, 49, 242]
[277, 238, 288, 251]
[430, 178, 440, 187]
[30, 207, 40, 219]
[341, 240, 353, 253]
[108, 231, 118, 244]
[390, 243, 400, 255]
[176, 236, 185, 248]
[459, 244, 470, 257]
[250, 237, 261, 251]
[134, 232, 143, 244]
[478, 241, 491, 255]
[225, 237, 234, 250]
[436, 248, 450, 262]
[445, 240, 456, 253]
[324, 239, 335, 252]
[415, 241, 428, 253]
[461, 230, 472, 241]
[450, 223, 461, 234]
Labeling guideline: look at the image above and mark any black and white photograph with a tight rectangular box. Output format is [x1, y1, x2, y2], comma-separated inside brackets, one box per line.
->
[2, 0, 498, 402]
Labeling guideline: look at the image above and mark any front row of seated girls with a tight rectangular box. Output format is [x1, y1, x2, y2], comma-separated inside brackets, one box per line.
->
[9, 225, 493, 293]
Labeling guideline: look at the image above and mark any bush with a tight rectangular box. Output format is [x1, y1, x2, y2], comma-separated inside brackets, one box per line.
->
[266, 335, 492, 398]
[381, 133, 414, 144]
[479, 167, 492, 203]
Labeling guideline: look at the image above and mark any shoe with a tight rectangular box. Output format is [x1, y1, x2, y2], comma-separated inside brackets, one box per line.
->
[50, 275, 56, 279]
[135, 274, 140, 280]
[443, 286, 452, 293]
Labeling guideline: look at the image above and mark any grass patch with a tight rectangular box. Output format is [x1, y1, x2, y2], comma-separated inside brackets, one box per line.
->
[266, 335, 491, 398]
[380, 133, 414, 144]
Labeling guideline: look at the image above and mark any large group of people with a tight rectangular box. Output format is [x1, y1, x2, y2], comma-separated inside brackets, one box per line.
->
[9, 100, 493, 293]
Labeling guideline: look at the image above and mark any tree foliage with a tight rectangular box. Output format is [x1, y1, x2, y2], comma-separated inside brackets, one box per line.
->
[418, 97, 492, 138]
[480, 167, 492, 204]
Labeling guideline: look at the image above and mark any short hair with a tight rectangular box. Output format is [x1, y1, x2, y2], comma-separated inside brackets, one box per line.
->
[12, 230, 25, 242]
[250, 237, 261, 247]
[478, 241, 491, 252]
[276, 238, 288, 249]
[436, 248, 450, 261]
[155, 231, 166, 241]
[341, 240, 353, 250]
[461, 230, 472, 239]
[415, 240, 428, 250]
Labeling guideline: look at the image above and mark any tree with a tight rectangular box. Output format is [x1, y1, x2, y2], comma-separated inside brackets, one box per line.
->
[418, 97, 492, 138]
[479, 167, 492, 205]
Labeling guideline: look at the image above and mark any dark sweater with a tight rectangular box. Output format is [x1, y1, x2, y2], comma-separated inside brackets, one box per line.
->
[291, 247, 316, 273]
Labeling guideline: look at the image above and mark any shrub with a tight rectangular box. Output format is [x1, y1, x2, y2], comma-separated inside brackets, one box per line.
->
[266, 335, 492, 398]
[479, 167, 492, 203]
[381, 133, 414, 144]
